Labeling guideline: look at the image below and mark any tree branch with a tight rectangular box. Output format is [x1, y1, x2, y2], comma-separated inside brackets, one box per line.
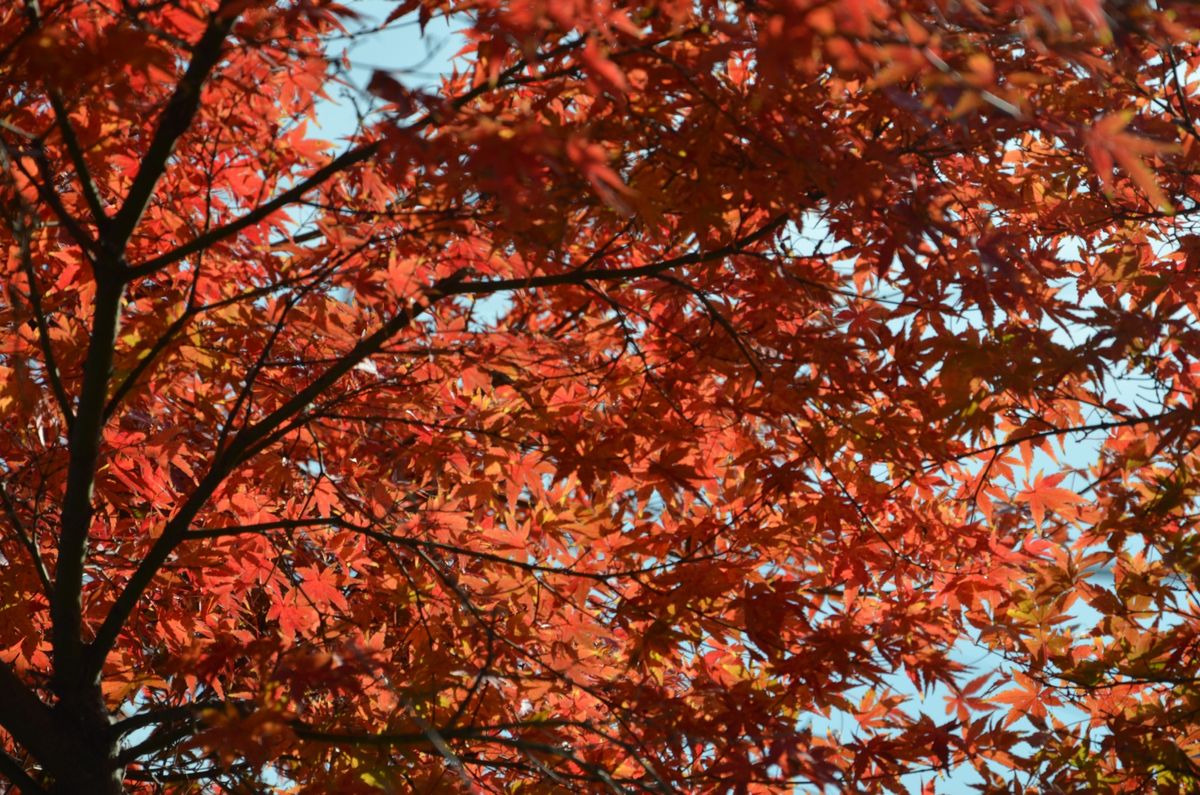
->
[0, 661, 59, 771]
[186, 516, 714, 581]
[1, 138, 99, 258]
[125, 142, 380, 279]
[101, 309, 190, 421]
[47, 90, 108, 229]
[110, 700, 233, 739]
[444, 215, 787, 297]
[51, 276, 124, 695]
[654, 271, 764, 380]
[107, 6, 238, 249]
[291, 719, 580, 748]
[13, 211, 74, 430]
[940, 410, 1179, 465]
[0, 482, 51, 597]
[0, 746, 46, 795]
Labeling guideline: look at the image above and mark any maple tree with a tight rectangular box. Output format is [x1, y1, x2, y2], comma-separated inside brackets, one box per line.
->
[5, 0, 1200, 792]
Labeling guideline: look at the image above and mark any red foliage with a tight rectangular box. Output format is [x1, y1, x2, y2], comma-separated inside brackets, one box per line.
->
[1, 0, 1200, 792]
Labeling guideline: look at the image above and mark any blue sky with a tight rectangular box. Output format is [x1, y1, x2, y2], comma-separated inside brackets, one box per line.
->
[316, 1, 460, 142]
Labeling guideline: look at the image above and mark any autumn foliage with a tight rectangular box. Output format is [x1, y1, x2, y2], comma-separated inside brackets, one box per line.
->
[4, 0, 1200, 792]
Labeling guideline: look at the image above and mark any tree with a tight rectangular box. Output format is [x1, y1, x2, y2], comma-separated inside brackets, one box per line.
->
[2, 0, 1200, 791]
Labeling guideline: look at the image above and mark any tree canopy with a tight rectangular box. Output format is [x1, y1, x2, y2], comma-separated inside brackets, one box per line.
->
[3, 0, 1200, 791]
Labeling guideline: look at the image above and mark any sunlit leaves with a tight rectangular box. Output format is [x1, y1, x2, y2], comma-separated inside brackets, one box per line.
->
[2, 0, 1200, 792]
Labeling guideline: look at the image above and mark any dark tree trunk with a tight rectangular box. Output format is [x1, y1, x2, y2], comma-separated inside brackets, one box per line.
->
[48, 689, 123, 795]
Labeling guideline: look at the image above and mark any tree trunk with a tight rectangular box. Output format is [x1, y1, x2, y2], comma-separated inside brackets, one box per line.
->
[49, 688, 123, 795]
